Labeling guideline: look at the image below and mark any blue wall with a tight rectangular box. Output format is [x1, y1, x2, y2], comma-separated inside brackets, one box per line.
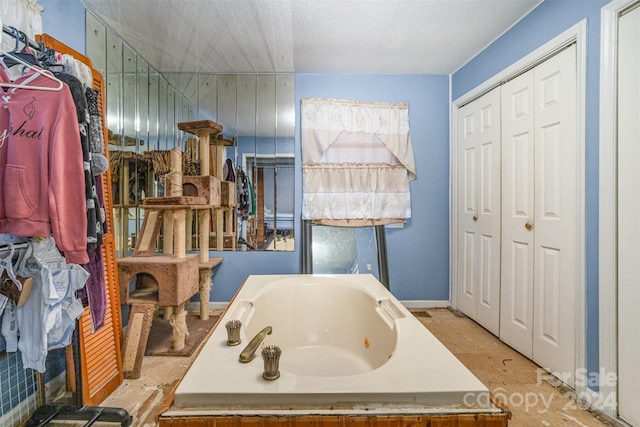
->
[39, 0, 86, 53]
[452, 0, 609, 387]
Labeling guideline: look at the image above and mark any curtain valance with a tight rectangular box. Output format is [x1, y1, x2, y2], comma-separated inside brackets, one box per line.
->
[301, 98, 416, 226]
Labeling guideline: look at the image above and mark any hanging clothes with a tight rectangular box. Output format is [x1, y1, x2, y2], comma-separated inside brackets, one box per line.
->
[0, 234, 29, 318]
[0, 43, 93, 371]
[223, 158, 235, 182]
[56, 53, 92, 89]
[236, 167, 251, 218]
[51, 73, 107, 331]
[1, 298, 17, 351]
[0, 243, 24, 350]
[0, 240, 34, 353]
[53, 71, 102, 249]
[0, 65, 89, 264]
[76, 247, 106, 332]
[46, 263, 88, 349]
[85, 87, 108, 175]
[0, 243, 31, 308]
[14, 236, 88, 372]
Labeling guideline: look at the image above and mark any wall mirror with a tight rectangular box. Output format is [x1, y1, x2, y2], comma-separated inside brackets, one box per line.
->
[86, 12, 295, 255]
[301, 221, 390, 288]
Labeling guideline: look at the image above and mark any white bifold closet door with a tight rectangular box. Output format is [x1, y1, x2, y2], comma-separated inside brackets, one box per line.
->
[617, 4, 640, 426]
[456, 87, 502, 335]
[500, 44, 577, 387]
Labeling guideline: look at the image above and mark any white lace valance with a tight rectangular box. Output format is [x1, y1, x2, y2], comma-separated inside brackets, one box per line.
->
[301, 98, 416, 226]
[301, 97, 416, 180]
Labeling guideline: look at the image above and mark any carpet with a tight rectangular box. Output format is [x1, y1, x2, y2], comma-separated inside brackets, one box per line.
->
[145, 313, 220, 357]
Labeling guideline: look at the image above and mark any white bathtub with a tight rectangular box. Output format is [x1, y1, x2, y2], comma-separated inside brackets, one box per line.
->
[171, 274, 494, 414]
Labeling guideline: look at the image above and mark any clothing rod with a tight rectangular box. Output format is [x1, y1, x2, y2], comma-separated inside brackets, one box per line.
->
[1, 24, 42, 52]
[0, 241, 29, 252]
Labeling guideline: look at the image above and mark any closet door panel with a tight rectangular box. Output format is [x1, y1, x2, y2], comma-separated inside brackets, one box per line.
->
[500, 71, 535, 357]
[618, 5, 640, 424]
[532, 44, 577, 387]
[461, 230, 477, 312]
[474, 89, 501, 335]
[456, 87, 501, 334]
[618, 5, 640, 425]
[457, 105, 479, 318]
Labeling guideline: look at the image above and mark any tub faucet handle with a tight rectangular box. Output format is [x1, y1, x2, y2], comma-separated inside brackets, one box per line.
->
[225, 320, 242, 346]
[262, 345, 282, 381]
[239, 326, 272, 363]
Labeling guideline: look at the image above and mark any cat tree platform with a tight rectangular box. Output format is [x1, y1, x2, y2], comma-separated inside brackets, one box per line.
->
[118, 254, 200, 307]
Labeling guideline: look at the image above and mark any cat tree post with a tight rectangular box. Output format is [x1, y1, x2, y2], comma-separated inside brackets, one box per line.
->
[195, 127, 211, 320]
[196, 128, 210, 263]
[162, 149, 179, 320]
[170, 147, 187, 350]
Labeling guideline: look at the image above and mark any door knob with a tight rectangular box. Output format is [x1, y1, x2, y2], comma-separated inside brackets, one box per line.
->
[473, 215, 478, 221]
[525, 222, 533, 231]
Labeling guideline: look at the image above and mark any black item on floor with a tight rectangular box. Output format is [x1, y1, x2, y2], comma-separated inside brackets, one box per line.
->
[26, 325, 133, 426]
[26, 404, 132, 427]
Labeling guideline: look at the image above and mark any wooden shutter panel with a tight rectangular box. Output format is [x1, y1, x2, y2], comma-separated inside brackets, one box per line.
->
[36, 34, 124, 406]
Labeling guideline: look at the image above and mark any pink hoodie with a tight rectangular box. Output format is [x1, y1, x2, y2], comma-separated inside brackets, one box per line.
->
[0, 67, 88, 264]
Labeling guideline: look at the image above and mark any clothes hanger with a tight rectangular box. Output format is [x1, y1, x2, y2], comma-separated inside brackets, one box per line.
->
[1, 27, 39, 67]
[0, 27, 63, 91]
[36, 41, 58, 69]
[0, 50, 64, 91]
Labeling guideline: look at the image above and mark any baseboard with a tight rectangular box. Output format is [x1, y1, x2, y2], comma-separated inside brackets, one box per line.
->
[401, 300, 451, 309]
[186, 302, 229, 314]
[582, 388, 631, 427]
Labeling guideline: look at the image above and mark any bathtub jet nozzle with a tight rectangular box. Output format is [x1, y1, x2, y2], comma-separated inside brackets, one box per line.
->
[225, 320, 242, 346]
[262, 345, 282, 381]
[239, 326, 272, 363]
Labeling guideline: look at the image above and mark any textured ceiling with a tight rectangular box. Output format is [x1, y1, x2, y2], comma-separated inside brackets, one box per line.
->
[80, 0, 541, 75]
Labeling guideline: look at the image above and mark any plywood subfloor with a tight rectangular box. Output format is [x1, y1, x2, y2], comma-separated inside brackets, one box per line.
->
[100, 308, 613, 427]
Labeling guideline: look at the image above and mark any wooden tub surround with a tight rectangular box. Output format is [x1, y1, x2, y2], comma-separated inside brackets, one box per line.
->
[158, 413, 508, 426]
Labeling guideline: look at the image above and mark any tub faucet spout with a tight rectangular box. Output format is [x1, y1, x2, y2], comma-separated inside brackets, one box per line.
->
[239, 326, 272, 363]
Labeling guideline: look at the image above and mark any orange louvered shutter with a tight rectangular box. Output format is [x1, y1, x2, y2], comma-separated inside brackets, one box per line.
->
[36, 34, 124, 406]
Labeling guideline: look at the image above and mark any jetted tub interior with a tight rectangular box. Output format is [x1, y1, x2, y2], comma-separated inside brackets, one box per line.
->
[168, 274, 500, 415]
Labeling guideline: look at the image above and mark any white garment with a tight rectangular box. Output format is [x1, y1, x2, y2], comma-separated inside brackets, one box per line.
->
[0, 0, 43, 52]
[0, 292, 7, 318]
[58, 54, 93, 88]
[47, 264, 88, 350]
[0, 244, 23, 292]
[0, 243, 24, 350]
[15, 237, 85, 373]
[1, 300, 17, 351]
[0, 233, 29, 246]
